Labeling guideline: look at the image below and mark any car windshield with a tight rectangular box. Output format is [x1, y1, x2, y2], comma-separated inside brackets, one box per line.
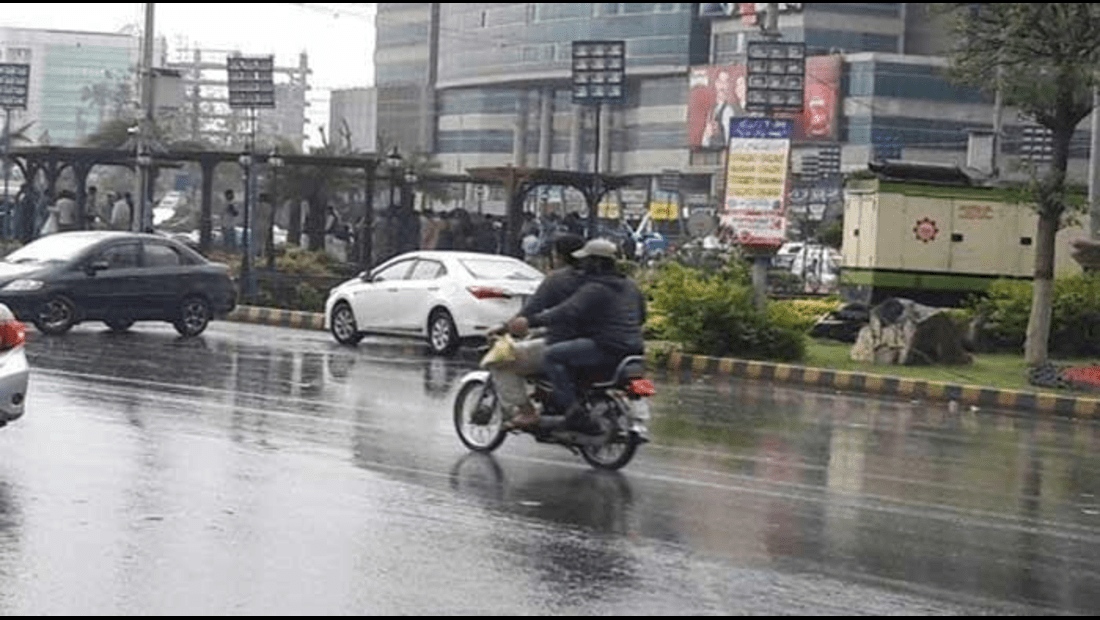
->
[2, 234, 100, 264]
[460, 257, 543, 281]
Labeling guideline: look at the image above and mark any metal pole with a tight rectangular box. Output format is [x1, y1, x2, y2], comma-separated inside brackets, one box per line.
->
[1090, 84, 1100, 239]
[589, 103, 601, 238]
[242, 108, 257, 301]
[267, 158, 277, 271]
[137, 2, 155, 232]
[2, 108, 10, 238]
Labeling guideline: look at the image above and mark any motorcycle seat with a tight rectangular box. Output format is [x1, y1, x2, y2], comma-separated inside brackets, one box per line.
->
[588, 355, 646, 389]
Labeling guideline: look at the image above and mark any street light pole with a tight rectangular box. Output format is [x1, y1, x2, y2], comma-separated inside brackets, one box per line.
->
[386, 145, 402, 208]
[571, 40, 625, 239]
[137, 2, 155, 232]
[268, 149, 283, 270]
[226, 53, 275, 303]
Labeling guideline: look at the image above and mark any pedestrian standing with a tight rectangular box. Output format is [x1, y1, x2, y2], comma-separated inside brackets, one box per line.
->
[53, 190, 78, 232]
[110, 192, 133, 231]
[221, 189, 239, 249]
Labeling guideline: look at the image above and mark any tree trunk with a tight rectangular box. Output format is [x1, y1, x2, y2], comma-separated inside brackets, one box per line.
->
[1024, 118, 1073, 366]
[1024, 195, 1061, 366]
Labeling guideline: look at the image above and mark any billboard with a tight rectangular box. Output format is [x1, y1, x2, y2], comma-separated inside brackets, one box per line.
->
[720, 118, 792, 247]
[687, 55, 841, 149]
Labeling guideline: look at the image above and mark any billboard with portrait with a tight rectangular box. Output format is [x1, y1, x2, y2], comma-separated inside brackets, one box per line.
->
[687, 55, 840, 149]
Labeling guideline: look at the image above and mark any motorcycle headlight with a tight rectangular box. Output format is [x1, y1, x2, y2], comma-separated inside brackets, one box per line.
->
[2, 279, 44, 292]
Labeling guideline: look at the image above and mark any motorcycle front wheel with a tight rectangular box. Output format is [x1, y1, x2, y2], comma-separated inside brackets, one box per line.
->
[453, 378, 507, 453]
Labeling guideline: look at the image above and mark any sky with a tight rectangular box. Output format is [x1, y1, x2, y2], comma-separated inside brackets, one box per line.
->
[3, 2, 377, 146]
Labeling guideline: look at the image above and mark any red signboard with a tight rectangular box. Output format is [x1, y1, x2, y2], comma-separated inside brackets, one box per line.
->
[687, 55, 841, 149]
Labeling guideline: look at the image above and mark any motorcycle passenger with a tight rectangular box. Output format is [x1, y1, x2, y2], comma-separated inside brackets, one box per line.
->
[507, 237, 646, 434]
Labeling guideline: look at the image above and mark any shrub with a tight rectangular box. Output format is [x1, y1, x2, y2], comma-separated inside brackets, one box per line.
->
[767, 297, 842, 333]
[648, 262, 805, 362]
[966, 274, 1100, 356]
[966, 279, 1031, 350]
[1051, 273, 1100, 357]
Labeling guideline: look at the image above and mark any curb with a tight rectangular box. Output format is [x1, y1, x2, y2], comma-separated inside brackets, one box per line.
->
[225, 305, 1100, 419]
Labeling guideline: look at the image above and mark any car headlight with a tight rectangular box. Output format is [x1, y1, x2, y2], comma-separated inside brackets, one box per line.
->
[2, 279, 44, 292]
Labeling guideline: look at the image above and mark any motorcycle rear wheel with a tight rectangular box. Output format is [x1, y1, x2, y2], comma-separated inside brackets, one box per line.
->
[579, 438, 638, 470]
[453, 379, 507, 453]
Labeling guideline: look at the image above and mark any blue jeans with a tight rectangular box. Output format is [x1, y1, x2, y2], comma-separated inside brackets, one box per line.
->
[542, 338, 621, 413]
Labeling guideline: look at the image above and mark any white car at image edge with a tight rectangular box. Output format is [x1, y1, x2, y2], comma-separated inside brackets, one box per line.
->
[324, 250, 545, 355]
[0, 302, 29, 428]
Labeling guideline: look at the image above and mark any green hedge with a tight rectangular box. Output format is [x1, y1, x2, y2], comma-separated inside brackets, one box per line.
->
[646, 261, 805, 362]
[966, 273, 1100, 357]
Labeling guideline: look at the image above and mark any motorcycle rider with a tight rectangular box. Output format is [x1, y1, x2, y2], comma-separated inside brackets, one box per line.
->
[492, 232, 586, 430]
[507, 237, 647, 434]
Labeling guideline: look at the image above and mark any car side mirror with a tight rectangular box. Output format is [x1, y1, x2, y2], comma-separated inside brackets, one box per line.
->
[85, 260, 109, 275]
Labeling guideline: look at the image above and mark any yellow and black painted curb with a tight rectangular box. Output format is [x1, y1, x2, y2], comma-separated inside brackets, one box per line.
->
[229, 305, 326, 331]
[225, 305, 1100, 419]
[655, 350, 1100, 419]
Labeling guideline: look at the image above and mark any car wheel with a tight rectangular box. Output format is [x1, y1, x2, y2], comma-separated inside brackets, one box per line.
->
[34, 295, 78, 335]
[174, 295, 211, 337]
[330, 301, 363, 345]
[104, 318, 135, 332]
[427, 308, 458, 356]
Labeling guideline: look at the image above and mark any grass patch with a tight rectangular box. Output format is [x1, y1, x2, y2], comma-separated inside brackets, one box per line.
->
[804, 338, 1097, 396]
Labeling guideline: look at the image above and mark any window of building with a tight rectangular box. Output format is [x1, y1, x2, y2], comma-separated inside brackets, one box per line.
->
[638, 77, 686, 107]
[805, 29, 898, 54]
[806, 3, 901, 17]
[534, 3, 592, 21]
[437, 129, 514, 154]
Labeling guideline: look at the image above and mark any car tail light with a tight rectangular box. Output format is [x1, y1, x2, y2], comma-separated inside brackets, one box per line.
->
[467, 285, 508, 300]
[628, 378, 655, 396]
[0, 320, 26, 351]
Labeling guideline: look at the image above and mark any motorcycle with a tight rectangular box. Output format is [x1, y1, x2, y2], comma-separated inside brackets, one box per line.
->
[452, 352, 655, 470]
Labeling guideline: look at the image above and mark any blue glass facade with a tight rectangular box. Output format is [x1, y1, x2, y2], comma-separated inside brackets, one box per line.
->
[436, 3, 700, 84]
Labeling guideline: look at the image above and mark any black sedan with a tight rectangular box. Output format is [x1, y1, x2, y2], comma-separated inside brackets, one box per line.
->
[0, 231, 237, 337]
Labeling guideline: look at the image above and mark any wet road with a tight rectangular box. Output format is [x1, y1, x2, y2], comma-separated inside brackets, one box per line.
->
[1, 320, 1098, 614]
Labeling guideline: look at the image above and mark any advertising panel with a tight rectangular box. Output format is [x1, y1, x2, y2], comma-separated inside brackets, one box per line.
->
[687, 55, 840, 149]
[720, 118, 792, 247]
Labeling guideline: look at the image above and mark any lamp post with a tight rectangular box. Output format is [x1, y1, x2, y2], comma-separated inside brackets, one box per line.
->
[0, 63, 30, 240]
[267, 149, 283, 270]
[571, 40, 625, 237]
[385, 146, 403, 207]
[226, 54, 275, 302]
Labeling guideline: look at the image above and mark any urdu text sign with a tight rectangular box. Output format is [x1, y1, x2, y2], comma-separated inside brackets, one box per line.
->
[721, 118, 792, 246]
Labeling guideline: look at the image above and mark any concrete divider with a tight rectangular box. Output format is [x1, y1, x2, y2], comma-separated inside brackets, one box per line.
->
[225, 306, 1100, 419]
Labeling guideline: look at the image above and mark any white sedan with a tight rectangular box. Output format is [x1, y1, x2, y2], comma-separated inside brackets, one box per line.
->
[324, 251, 545, 355]
[0, 302, 29, 428]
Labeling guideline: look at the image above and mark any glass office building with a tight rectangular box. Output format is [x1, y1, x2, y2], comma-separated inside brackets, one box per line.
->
[0, 27, 139, 147]
[375, 3, 1090, 201]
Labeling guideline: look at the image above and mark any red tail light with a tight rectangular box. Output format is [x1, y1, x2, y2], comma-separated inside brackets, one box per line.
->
[628, 378, 655, 396]
[0, 320, 26, 351]
[467, 285, 508, 300]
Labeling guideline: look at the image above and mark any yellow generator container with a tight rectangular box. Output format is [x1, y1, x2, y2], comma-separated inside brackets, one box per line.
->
[841, 178, 1085, 305]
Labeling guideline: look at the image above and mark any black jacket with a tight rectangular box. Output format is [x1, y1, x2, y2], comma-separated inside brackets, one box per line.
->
[519, 266, 584, 343]
[528, 272, 646, 357]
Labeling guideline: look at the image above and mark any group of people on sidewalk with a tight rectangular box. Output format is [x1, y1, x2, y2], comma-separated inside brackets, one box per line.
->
[37, 186, 136, 236]
[489, 232, 648, 434]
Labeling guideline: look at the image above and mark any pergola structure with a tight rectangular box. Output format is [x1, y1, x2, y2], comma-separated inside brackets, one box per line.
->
[3, 148, 637, 269]
[4, 145, 393, 266]
[465, 165, 634, 258]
